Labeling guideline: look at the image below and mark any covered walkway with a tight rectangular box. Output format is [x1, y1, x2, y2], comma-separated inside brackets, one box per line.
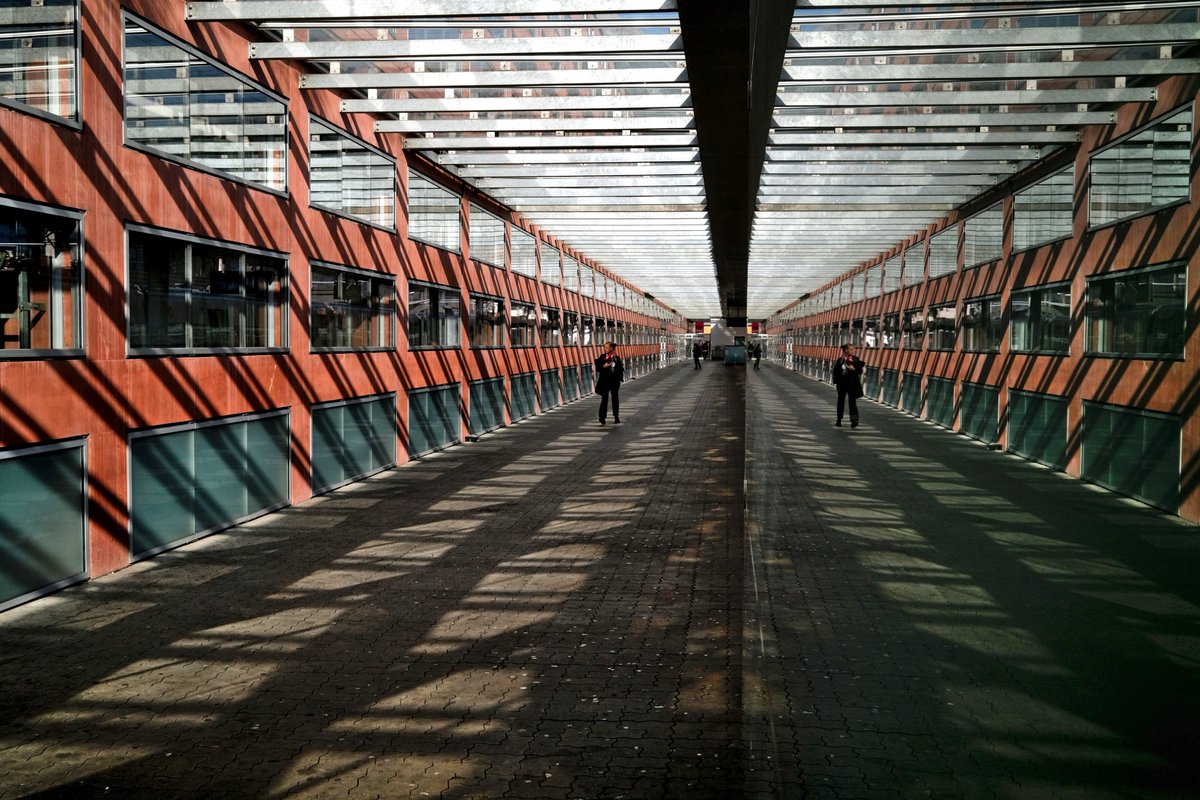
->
[2, 362, 1198, 799]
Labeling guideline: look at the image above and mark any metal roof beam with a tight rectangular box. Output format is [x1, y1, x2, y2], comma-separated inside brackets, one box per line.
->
[188, 0, 676, 22]
[249, 34, 681, 61]
[301, 67, 687, 90]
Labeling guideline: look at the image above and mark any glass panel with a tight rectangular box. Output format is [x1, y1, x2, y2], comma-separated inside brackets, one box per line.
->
[437, 288, 461, 347]
[510, 301, 535, 347]
[190, 245, 243, 347]
[1082, 404, 1181, 512]
[511, 373, 536, 420]
[1014, 167, 1074, 251]
[123, 19, 286, 191]
[195, 421, 247, 532]
[0, 444, 86, 609]
[1090, 106, 1192, 227]
[1086, 263, 1185, 357]
[542, 246, 561, 286]
[469, 378, 505, 435]
[0, 0, 78, 120]
[0, 202, 82, 351]
[245, 414, 289, 512]
[407, 283, 432, 347]
[1008, 390, 1068, 470]
[468, 205, 505, 267]
[130, 428, 196, 557]
[963, 202, 1003, 268]
[927, 226, 957, 279]
[926, 377, 955, 427]
[510, 228, 537, 278]
[960, 383, 999, 443]
[311, 404, 346, 491]
[407, 170, 459, 251]
[408, 387, 459, 456]
[929, 304, 957, 351]
[309, 118, 395, 228]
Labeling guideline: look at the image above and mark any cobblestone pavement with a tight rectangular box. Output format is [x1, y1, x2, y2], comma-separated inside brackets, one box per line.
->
[0, 363, 744, 800]
[744, 366, 1200, 800]
[5, 361, 1200, 800]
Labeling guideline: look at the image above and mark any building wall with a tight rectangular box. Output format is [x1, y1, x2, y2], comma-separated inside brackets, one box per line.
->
[772, 74, 1200, 521]
[0, 0, 679, 605]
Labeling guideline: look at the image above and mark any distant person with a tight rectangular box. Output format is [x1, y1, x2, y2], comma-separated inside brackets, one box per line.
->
[831, 343, 864, 428]
[594, 340, 624, 425]
[692, 340, 703, 370]
[751, 342, 762, 370]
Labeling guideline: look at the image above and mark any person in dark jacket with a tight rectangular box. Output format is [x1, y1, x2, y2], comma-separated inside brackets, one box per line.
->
[831, 342, 864, 428]
[751, 342, 763, 370]
[594, 340, 624, 425]
[692, 340, 703, 370]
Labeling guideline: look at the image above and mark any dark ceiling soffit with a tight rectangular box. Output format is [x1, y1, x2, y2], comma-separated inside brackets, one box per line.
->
[678, 0, 793, 325]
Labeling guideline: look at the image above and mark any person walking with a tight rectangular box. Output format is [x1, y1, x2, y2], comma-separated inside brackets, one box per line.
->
[832, 342, 865, 428]
[751, 341, 762, 370]
[594, 340, 624, 425]
[692, 340, 703, 370]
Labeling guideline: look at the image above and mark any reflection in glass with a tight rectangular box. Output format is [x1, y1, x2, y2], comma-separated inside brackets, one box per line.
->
[0, 0, 77, 120]
[1086, 264, 1185, 357]
[1, 202, 82, 351]
[310, 118, 395, 228]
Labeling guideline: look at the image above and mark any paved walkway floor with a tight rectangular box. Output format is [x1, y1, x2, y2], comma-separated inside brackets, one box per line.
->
[744, 365, 1200, 800]
[2, 362, 1199, 799]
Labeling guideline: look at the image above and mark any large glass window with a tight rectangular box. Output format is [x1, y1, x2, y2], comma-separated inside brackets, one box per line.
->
[0, 0, 78, 122]
[962, 295, 1002, 353]
[581, 314, 594, 346]
[510, 228, 537, 278]
[564, 311, 580, 346]
[310, 263, 394, 350]
[1, 439, 87, 611]
[131, 411, 290, 557]
[963, 202, 1004, 269]
[542, 245, 561, 286]
[882, 312, 899, 349]
[901, 308, 925, 350]
[540, 306, 562, 347]
[468, 293, 504, 348]
[1011, 283, 1071, 354]
[1, 198, 82, 353]
[407, 281, 461, 349]
[407, 171, 459, 251]
[309, 118, 395, 229]
[128, 227, 287, 352]
[468, 205, 505, 267]
[929, 304, 957, 351]
[312, 395, 394, 493]
[1014, 166, 1074, 251]
[1090, 105, 1192, 228]
[927, 225, 957, 279]
[510, 301, 536, 347]
[563, 255, 581, 294]
[124, 16, 287, 192]
[1086, 263, 1185, 358]
[883, 253, 903, 293]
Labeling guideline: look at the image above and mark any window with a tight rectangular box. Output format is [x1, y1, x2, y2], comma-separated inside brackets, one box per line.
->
[581, 315, 594, 346]
[407, 281, 461, 349]
[540, 306, 562, 347]
[1090, 105, 1192, 228]
[862, 317, 879, 348]
[962, 295, 1002, 353]
[563, 255, 581, 293]
[963, 202, 1004, 269]
[510, 301, 536, 347]
[407, 171, 459, 251]
[882, 312, 899, 349]
[1, 198, 82, 353]
[883, 253, 903, 293]
[468, 205, 505, 267]
[1011, 283, 1071, 354]
[1014, 166, 1074, 251]
[864, 265, 882, 299]
[124, 16, 287, 192]
[564, 311, 580, 346]
[580, 264, 595, 297]
[927, 226, 957, 279]
[929, 304, 957, 351]
[309, 118, 395, 229]
[128, 227, 287, 352]
[468, 293, 504, 348]
[0, 0, 78, 123]
[1, 439, 87, 612]
[1086, 262, 1185, 358]
[510, 228, 537, 278]
[310, 263, 394, 350]
[901, 308, 925, 350]
[541, 245, 561, 286]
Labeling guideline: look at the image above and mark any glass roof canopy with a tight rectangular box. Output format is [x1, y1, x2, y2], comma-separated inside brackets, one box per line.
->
[187, 1, 1200, 322]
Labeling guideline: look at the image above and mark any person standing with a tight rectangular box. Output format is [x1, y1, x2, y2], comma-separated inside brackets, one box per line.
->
[594, 340, 624, 425]
[692, 340, 703, 370]
[751, 341, 762, 370]
[832, 342, 865, 428]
